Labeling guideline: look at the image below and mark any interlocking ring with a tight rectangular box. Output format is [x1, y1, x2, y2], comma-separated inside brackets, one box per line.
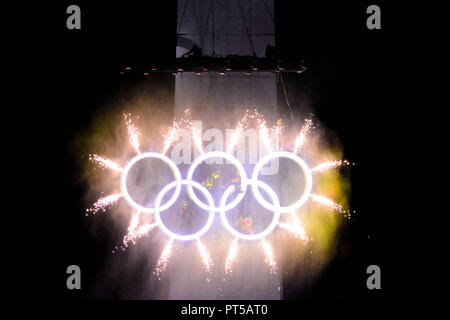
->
[154, 180, 215, 241]
[121, 151, 313, 240]
[251, 151, 312, 213]
[220, 179, 280, 240]
[121, 152, 182, 213]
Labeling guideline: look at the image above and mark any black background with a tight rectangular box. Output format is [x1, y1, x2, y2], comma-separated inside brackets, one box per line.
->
[3, 0, 446, 304]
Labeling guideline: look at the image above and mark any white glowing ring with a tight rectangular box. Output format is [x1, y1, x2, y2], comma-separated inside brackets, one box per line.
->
[251, 151, 312, 213]
[186, 151, 248, 212]
[121, 152, 182, 213]
[220, 179, 280, 240]
[155, 179, 215, 241]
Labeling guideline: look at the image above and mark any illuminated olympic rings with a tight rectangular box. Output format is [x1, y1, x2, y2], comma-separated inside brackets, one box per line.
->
[121, 151, 312, 240]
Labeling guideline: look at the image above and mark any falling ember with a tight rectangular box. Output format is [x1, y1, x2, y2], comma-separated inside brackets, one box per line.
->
[293, 118, 313, 154]
[278, 212, 309, 243]
[121, 212, 157, 248]
[310, 193, 352, 218]
[153, 238, 174, 279]
[261, 239, 277, 273]
[88, 154, 123, 172]
[311, 160, 352, 173]
[86, 193, 122, 215]
[123, 113, 141, 155]
[197, 238, 213, 274]
[225, 237, 239, 274]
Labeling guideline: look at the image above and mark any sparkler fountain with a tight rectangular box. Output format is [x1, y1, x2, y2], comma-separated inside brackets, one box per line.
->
[85, 109, 353, 298]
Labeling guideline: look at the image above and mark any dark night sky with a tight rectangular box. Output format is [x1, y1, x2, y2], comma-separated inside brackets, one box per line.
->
[3, 0, 446, 302]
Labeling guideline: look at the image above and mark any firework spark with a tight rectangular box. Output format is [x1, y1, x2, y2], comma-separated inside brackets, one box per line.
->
[127, 211, 141, 232]
[86, 193, 122, 215]
[162, 123, 179, 155]
[258, 117, 273, 152]
[197, 238, 213, 274]
[130, 223, 157, 242]
[225, 237, 239, 274]
[311, 160, 352, 173]
[293, 118, 313, 154]
[227, 112, 246, 153]
[124, 113, 141, 155]
[273, 118, 284, 151]
[278, 212, 309, 243]
[121, 211, 157, 248]
[252, 109, 273, 152]
[227, 109, 275, 153]
[261, 239, 277, 273]
[162, 109, 203, 154]
[88, 154, 123, 172]
[191, 124, 204, 154]
[153, 238, 174, 279]
[310, 193, 352, 218]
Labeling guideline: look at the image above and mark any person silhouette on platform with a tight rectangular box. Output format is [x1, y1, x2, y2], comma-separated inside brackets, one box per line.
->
[181, 44, 202, 58]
